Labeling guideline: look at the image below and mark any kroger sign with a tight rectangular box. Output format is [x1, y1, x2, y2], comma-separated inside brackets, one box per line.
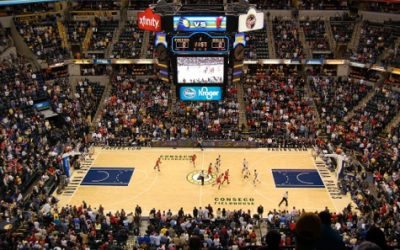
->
[179, 86, 222, 101]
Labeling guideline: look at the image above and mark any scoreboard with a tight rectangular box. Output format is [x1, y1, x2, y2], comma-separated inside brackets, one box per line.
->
[166, 22, 231, 101]
[172, 32, 229, 53]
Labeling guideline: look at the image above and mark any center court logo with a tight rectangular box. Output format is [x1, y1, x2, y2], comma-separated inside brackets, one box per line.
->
[186, 170, 216, 185]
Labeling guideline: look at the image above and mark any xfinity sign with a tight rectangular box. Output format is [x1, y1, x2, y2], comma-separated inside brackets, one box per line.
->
[138, 8, 161, 32]
[179, 86, 222, 101]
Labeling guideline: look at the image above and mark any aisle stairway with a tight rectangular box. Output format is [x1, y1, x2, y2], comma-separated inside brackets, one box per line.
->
[314, 157, 356, 211]
[377, 37, 400, 65]
[267, 18, 276, 58]
[57, 19, 70, 53]
[60, 156, 94, 197]
[169, 83, 176, 114]
[305, 78, 321, 125]
[349, 21, 362, 52]
[298, 22, 312, 59]
[384, 110, 400, 134]
[141, 31, 150, 59]
[237, 79, 248, 132]
[82, 25, 93, 52]
[91, 77, 112, 130]
[107, 15, 126, 58]
[343, 89, 375, 121]
[324, 19, 336, 56]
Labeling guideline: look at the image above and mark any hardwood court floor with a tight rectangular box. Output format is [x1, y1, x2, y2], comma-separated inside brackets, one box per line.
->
[56, 147, 355, 215]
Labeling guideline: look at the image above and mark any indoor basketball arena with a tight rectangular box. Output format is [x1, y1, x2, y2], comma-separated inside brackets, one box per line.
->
[0, 0, 399, 249]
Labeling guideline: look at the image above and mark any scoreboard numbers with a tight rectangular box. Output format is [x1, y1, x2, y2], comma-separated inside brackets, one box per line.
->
[172, 32, 229, 52]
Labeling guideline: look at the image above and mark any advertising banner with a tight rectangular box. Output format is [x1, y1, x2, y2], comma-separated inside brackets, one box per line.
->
[179, 86, 222, 101]
[138, 8, 162, 32]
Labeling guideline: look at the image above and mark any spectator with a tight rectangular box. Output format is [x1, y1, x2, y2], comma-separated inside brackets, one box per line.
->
[316, 211, 346, 250]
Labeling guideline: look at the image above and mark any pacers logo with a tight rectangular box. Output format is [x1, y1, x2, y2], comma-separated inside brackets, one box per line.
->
[186, 170, 216, 185]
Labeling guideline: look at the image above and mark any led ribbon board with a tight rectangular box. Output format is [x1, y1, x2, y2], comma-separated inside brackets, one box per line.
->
[173, 16, 227, 32]
[0, 0, 60, 5]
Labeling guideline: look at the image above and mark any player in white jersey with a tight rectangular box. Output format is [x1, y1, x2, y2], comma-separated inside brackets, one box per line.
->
[215, 155, 221, 169]
[253, 169, 260, 186]
[242, 158, 248, 175]
[243, 167, 251, 179]
[214, 161, 220, 173]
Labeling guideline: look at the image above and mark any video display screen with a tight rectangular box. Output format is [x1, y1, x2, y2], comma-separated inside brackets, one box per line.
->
[177, 57, 224, 84]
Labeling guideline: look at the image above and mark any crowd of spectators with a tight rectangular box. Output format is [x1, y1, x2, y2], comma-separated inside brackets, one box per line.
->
[351, 22, 395, 64]
[247, 0, 291, 10]
[0, 2, 55, 16]
[273, 18, 304, 59]
[111, 21, 144, 59]
[330, 14, 356, 43]
[93, 72, 171, 146]
[381, 45, 400, 68]
[0, 55, 100, 248]
[245, 29, 269, 60]
[0, 24, 11, 53]
[129, 0, 155, 10]
[366, 2, 400, 14]
[71, 0, 120, 11]
[171, 82, 240, 140]
[66, 21, 90, 45]
[243, 66, 317, 146]
[75, 79, 105, 123]
[301, 19, 330, 51]
[311, 76, 372, 125]
[324, 87, 399, 160]
[88, 18, 118, 52]
[15, 15, 70, 65]
[145, 32, 155, 59]
[298, 0, 348, 10]
[312, 84, 400, 249]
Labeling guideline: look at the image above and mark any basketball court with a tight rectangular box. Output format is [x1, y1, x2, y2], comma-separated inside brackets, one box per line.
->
[56, 147, 355, 215]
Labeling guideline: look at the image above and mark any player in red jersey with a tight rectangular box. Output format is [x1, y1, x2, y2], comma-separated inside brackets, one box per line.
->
[213, 173, 223, 189]
[154, 157, 161, 172]
[191, 154, 197, 168]
[222, 169, 230, 185]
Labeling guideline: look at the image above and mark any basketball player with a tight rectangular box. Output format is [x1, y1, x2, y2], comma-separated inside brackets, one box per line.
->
[207, 163, 213, 178]
[242, 158, 248, 175]
[253, 169, 261, 186]
[222, 169, 230, 185]
[191, 154, 197, 168]
[154, 157, 161, 172]
[213, 173, 223, 189]
[216, 155, 221, 168]
[243, 167, 251, 179]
